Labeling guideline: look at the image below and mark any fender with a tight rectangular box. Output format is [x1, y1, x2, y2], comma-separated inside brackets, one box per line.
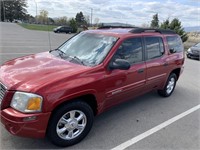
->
[44, 89, 98, 112]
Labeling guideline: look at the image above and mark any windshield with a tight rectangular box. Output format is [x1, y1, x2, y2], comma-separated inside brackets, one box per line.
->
[56, 32, 117, 66]
[195, 43, 200, 47]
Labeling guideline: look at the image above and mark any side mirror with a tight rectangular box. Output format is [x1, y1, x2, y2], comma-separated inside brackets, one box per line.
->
[170, 48, 176, 53]
[109, 59, 130, 70]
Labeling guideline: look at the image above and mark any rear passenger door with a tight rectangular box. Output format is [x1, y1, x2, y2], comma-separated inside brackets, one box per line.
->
[144, 36, 168, 90]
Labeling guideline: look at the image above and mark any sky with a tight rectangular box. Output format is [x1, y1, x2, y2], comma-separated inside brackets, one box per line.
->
[27, 0, 200, 27]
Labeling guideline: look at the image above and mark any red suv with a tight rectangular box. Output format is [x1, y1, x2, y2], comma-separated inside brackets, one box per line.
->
[0, 27, 184, 147]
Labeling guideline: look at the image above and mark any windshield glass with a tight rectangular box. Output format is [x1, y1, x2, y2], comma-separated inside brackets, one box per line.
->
[195, 43, 200, 47]
[57, 32, 117, 66]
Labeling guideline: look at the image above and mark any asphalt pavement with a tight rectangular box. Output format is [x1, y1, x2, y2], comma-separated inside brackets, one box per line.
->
[0, 22, 200, 150]
[0, 22, 71, 65]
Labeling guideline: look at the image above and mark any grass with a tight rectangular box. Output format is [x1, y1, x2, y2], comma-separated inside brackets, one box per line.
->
[184, 32, 200, 50]
[18, 23, 58, 31]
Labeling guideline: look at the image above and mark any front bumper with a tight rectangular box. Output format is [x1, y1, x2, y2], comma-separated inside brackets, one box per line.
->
[186, 52, 199, 59]
[1, 108, 51, 138]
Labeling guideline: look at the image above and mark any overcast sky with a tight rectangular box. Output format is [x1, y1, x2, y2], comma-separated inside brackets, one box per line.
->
[27, 0, 200, 27]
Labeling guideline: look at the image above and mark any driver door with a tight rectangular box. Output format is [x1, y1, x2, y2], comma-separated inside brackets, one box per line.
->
[104, 37, 146, 108]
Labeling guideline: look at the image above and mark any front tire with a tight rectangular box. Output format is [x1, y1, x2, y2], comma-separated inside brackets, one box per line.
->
[47, 101, 94, 147]
[158, 73, 177, 97]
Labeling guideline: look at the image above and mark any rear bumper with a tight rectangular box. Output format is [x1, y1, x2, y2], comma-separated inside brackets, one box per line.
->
[180, 66, 184, 75]
[1, 108, 51, 138]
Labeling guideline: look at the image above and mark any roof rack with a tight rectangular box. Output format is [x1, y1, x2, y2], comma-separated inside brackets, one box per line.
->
[129, 28, 176, 34]
[98, 26, 137, 29]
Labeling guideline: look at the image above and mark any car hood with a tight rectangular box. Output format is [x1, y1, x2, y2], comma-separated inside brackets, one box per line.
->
[0, 52, 90, 92]
[191, 46, 200, 51]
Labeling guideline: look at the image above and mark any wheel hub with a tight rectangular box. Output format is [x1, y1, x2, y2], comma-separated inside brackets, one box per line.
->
[166, 77, 175, 94]
[56, 110, 87, 140]
[66, 120, 78, 130]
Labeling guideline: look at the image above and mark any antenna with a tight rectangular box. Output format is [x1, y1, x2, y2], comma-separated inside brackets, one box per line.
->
[47, 19, 52, 50]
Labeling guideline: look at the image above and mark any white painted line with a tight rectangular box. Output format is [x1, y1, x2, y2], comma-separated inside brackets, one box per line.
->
[0, 46, 49, 47]
[0, 53, 34, 55]
[111, 104, 200, 150]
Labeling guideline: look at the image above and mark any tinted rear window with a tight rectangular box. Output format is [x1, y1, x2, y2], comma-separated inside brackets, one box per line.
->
[145, 37, 164, 60]
[166, 36, 183, 53]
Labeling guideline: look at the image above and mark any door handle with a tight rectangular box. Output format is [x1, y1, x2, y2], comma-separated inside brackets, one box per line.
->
[137, 68, 144, 73]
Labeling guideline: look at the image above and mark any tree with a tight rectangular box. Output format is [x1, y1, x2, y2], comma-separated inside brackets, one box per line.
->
[84, 15, 90, 26]
[0, 0, 27, 22]
[38, 9, 48, 24]
[69, 18, 78, 33]
[48, 17, 55, 25]
[160, 18, 188, 42]
[160, 18, 170, 29]
[24, 14, 35, 23]
[150, 13, 159, 28]
[55, 16, 68, 25]
[75, 12, 87, 27]
[94, 18, 99, 27]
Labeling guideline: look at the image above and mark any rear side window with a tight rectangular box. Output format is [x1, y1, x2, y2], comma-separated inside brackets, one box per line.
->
[166, 36, 183, 53]
[145, 37, 164, 60]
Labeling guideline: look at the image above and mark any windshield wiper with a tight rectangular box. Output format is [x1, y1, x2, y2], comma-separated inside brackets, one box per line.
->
[50, 49, 66, 58]
[50, 49, 86, 66]
[69, 56, 86, 66]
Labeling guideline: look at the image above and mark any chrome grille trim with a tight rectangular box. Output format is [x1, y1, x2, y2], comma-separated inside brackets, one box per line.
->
[0, 82, 7, 105]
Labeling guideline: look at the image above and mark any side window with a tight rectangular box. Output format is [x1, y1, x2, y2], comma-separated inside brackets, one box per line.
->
[114, 38, 143, 64]
[166, 36, 183, 53]
[145, 37, 164, 60]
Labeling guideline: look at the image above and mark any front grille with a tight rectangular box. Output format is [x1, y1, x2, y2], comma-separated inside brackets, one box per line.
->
[0, 82, 7, 105]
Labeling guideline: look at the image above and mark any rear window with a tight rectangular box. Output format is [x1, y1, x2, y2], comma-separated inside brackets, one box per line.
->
[166, 36, 183, 53]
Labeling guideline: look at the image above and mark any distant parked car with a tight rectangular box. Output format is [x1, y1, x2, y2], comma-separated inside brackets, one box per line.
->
[186, 43, 200, 60]
[13, 19, 22, 23]
[54, 26, 73, 33]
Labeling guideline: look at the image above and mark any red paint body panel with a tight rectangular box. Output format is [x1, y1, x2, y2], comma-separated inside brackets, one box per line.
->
[1, 108, 51, 138]
[0, 29, 184, 138]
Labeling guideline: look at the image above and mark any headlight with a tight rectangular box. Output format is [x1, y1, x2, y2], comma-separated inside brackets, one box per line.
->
[187, 48, 191, 52]
[10, 92, 43, 113]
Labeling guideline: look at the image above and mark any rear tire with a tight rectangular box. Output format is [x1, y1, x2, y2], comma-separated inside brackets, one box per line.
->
[47, 101, 94, 147]
[158, 73, 177, 97]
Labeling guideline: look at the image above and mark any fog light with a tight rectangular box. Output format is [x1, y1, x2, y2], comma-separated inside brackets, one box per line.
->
[23, 116, 37, 121]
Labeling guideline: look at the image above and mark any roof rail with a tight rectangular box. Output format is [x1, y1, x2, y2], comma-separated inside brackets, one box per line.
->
[129, 28, 176, 34]
[98, 26, 137, 29]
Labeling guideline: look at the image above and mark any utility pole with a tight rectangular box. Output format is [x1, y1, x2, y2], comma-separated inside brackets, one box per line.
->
[90, 8, 93, 27]
[2, 0, 6, 21]
[34, 0, 38, 23]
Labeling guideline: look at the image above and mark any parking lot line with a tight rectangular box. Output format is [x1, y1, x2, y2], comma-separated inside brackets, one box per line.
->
[0, 53, 34, 55]
[111, 104, 200, 150]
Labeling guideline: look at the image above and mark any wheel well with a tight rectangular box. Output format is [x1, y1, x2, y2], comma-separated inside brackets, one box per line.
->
[79, 94, 98, 116]
[171, 68, 181, 79]
[52, 94, 98, 116]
